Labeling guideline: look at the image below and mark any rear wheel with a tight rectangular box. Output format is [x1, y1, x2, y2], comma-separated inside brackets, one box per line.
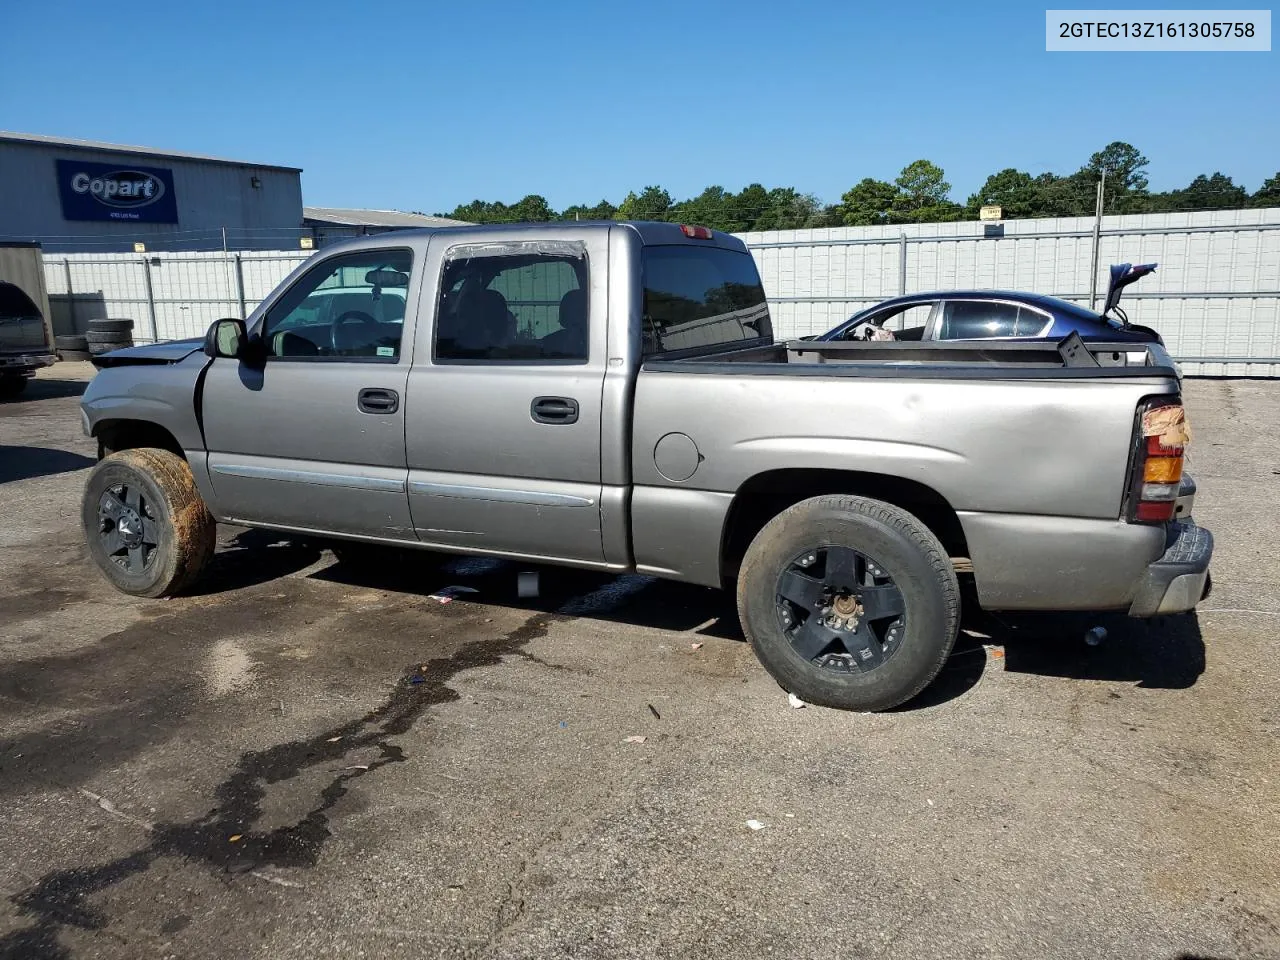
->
[737, 495, 960, 711]
[82, 448, 216, 597]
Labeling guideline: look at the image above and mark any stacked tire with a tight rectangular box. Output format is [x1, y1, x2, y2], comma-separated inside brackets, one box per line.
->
[85, 318, 135, 357]
[55, 334, 91, 363]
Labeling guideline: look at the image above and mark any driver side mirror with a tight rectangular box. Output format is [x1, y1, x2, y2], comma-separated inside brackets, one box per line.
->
[204, 317, 265, 368]
[205, 318, 246, 359]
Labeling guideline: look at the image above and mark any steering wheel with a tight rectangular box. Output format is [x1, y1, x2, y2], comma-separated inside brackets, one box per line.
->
[330, 310, 377, 353]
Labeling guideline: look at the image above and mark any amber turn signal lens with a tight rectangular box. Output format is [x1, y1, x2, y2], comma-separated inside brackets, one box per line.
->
[1143, 457, 1184, 483]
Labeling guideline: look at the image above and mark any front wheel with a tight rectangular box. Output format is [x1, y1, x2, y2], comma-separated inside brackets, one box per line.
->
[737, 495, 960, 711]
[82, 448, 216, 597]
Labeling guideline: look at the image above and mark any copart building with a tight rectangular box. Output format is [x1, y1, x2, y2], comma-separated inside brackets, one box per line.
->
[0, 131, 305, 252]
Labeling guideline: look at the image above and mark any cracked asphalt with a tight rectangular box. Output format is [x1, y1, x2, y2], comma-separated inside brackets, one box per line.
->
[1, 363, 1277, 959]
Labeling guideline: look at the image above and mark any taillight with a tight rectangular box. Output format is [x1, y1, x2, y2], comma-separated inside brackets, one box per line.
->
[679, 224, 714, 239]
[1128, 400, 1189, 523]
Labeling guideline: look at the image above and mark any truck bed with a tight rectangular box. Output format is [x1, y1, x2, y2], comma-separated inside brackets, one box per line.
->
[645, 337, 1179, 380]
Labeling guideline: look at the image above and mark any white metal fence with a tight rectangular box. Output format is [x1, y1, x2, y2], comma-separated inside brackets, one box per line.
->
[43, 207, 1280, 376]
[45, 250, 309, 344]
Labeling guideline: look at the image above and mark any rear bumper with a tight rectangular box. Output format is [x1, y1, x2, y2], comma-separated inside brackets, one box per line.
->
[1127, 521, 1214, 617]
[0, 352, 57, 375]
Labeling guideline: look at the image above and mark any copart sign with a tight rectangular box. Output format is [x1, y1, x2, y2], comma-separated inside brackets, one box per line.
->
[56, 159, 178, 223]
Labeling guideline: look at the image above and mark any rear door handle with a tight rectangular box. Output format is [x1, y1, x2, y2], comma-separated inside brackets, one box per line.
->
[358, 387, 399, 414]
[531, 396, 579, 424]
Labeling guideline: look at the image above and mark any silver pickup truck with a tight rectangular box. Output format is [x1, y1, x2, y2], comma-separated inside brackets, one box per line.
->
[78, 221, 1212, 711]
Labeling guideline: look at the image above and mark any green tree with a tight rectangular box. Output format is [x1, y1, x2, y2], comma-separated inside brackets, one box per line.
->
[966, 168, 1041, 218]
[895, 160, 950, 209]
[558, 200, 618, 221]
[1249, 172, 1280, 207]
[616, 186, 672, 221]
[840, 177, 897, 226]
[1151, 173, 1249, 212]
[888, 160, 963, 222]
[732, 183, 771, 230]
[442, 199, 511, 222]
[508, 194, 556, 222]
[1084, 141, 1150, 193]
[670, 186, 737, 231]
[752, 188, 826, 230]
[1076, 142, 1152, 214]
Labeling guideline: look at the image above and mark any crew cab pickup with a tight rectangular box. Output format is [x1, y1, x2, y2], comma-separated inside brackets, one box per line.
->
[79, 222, 1212, 711]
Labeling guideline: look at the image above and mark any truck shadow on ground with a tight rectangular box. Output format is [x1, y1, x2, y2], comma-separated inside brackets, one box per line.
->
[311, 549, 990, 709]
[312, 548, 1205, 703]
[974, 608, 1206, 690]
[0, 445, 95, 484]
[184, 528, 325, 596]
[1, 378, 90, 403]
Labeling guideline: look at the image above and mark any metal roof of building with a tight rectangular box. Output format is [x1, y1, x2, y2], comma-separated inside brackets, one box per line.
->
[0, 130, 303, 172]
[303, 207, 472, 228]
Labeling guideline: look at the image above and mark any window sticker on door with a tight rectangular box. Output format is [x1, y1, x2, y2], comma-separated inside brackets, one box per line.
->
[376, 346, 395, 357]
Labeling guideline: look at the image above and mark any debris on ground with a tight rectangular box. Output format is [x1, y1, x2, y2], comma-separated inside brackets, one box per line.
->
[428, 585, 480, 604]
[1085, 626, 1108, 646]
[78, 788, 155, 833]
[746, 819, 765, 831]
[558, 720, 567, 729]
[690, 642, 703, 650]
[647, 703, 661, 719]
[326, 736, 342, 742]
[788, 693, 807, 709]
[250, 870, 305, 889]
[623, 735, 647, 744]
[229, 834, 243, 842]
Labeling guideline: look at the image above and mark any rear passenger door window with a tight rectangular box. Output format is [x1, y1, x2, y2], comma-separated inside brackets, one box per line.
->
[434, 248, 588, 362]
[935, 301, 1020, 340]
[260, 249, 412, 360]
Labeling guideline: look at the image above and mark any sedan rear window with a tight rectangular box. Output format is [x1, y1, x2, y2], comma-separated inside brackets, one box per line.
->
[641, 246, 772, 356]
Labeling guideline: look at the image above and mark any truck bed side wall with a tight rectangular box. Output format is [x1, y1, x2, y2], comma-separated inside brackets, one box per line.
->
[630, 368, 1178, 608]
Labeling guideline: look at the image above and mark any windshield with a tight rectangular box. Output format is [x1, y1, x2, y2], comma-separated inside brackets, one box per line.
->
[641, 245, 772, 355]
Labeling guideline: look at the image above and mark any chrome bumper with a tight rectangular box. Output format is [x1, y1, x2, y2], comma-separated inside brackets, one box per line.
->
[0, 352, 57, 372]
[1128, 521, 1213, 617]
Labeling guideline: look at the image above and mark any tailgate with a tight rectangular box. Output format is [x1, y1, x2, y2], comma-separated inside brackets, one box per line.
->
[0, 314, 49, 354]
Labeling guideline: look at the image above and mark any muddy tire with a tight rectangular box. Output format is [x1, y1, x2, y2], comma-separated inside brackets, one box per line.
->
[82, 448, 216, 598]
[737, 495, 960, 712]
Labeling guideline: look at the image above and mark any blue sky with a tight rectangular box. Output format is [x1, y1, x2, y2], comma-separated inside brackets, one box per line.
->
[2, 0, 1275, 212]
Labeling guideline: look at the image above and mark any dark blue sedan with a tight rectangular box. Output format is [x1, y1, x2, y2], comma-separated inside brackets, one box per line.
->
[816, 263, 1162, 345]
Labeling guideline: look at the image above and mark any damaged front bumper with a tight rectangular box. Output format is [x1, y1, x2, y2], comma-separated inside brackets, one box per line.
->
[1128, 520, 1213, 617]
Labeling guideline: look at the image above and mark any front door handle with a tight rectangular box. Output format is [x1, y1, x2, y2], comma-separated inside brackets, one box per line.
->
[531, 396, 579, 424]
[358, 387, 399, 414]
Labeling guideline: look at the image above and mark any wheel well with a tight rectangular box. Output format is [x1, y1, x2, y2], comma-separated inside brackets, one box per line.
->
[720, 469, 968, 585]
[94, 419, 185, 461]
